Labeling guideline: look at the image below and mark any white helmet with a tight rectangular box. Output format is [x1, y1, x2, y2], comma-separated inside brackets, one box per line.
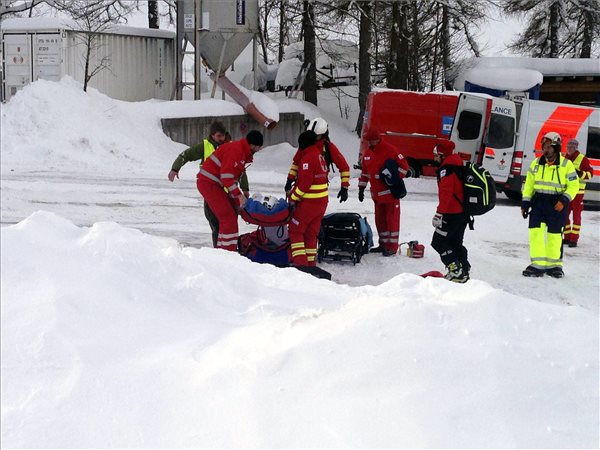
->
[542, 131, 562, 147]
[306, 117, 328, 135]
[262, 195, 278, 210]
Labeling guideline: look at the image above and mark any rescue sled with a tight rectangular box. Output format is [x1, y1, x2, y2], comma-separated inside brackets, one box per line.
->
[317, 212, 373, 265]
[238, 196, 292, 266]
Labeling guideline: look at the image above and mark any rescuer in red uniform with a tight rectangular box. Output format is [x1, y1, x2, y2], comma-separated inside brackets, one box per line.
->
[430, 140, 470, 283]
[357, 128, 409, 256]
[197, 130, 264, 251]
[563, 138, 593, 247]
[285, 118, 351, 203]
[288, 130, 329, 267]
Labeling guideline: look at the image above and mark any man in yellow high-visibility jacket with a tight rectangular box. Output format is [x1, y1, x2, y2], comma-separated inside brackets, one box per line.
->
[521, 132, 579, 278]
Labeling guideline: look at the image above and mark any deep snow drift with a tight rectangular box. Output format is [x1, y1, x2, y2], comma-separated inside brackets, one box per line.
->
[1, 78, 599, 448]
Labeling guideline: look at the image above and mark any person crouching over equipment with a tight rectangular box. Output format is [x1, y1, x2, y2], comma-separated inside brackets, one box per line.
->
[521, 132, 578, 278]
[288, 131, 329, 267]
[197, 130, 264, 251]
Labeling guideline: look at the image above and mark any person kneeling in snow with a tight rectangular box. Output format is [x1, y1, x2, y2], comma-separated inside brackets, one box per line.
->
[431, 140, 470, 283]
[197, 130, 264, 251]
[288, 130, 329, 267]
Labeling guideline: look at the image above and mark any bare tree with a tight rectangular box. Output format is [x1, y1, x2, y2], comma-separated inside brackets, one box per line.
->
[302, 0, 318, 105]
[500, 0, 599, 57]
[148, 0, 159, 28]
[355, 0, 372, 134]
[57, 0, 120, 91]
[0, 0, 52, 17]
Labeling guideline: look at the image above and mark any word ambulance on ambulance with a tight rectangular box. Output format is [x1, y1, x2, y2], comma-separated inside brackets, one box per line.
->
[360, 90, 600, 206]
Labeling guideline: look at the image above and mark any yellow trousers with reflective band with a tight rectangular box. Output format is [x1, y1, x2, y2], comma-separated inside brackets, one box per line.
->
[529, 223, 563, 269]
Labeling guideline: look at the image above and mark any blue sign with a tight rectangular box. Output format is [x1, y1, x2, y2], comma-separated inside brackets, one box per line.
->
[442, 116, 454, 135]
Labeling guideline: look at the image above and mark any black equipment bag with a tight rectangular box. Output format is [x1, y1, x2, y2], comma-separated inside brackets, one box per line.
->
[461, 162, 496, 216]
[317, 213, 371, 265]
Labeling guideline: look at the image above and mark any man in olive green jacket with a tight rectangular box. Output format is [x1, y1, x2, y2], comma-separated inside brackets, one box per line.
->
[168, 121, 249, 247]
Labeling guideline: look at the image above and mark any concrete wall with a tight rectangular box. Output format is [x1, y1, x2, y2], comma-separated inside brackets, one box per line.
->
[161, 112, 306, 148]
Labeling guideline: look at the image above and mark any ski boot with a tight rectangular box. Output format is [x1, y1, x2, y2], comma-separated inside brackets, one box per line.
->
[444, 262, 469, 283]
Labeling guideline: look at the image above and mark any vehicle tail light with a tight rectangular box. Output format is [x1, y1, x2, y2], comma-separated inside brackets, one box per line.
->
[511, 150, 523, 175]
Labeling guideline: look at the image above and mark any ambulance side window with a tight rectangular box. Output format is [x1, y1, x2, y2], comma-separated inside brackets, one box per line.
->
[457, 111, 482, 140]
[587, 126, 600, 159]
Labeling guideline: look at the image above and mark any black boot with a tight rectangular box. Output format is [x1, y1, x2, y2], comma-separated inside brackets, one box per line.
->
[546, 267, 564, 278]
[370, 246, 384, 253]
[522, 265, 545, 277]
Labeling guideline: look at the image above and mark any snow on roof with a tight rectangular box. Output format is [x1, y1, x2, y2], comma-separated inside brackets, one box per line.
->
[1, 17, 175, 39]
[450, 56, 600, 91]
[465, 68, 544, 91]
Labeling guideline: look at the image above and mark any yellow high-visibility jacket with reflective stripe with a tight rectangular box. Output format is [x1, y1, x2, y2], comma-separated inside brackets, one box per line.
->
[522, 154, 579, 203]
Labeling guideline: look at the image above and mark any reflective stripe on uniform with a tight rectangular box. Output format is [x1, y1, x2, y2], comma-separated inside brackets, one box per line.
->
[208, 154, 222, 167]
[198, 168, 222, 185]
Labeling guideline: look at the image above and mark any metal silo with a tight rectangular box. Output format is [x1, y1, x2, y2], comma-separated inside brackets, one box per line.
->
[176, 0, 259, 100]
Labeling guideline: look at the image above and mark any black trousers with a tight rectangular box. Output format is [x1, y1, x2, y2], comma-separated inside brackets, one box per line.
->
[431, 213, 470, 272]
[204, 202, 219, 248]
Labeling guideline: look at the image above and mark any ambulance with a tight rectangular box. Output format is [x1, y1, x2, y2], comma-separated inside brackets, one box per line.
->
[360, 90, 600, 206]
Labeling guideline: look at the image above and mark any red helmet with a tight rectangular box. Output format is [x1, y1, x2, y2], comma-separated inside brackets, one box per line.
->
[433, 140, 455, 157]
[363, 128, 381, 142]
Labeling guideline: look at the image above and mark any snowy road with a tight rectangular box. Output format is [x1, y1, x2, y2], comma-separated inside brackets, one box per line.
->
[2, 170, 598, 312]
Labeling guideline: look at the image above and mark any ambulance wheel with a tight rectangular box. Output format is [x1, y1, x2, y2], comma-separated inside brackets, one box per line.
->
[406, 159, 421, 178]
[504, 190, 522, 201]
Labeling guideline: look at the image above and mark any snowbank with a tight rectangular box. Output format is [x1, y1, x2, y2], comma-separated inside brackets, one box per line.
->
[0, 77, 183, 178]
[1, 211, 597, 448]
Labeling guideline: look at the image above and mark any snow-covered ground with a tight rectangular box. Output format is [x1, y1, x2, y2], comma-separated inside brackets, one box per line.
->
[1, 78, 598, 448]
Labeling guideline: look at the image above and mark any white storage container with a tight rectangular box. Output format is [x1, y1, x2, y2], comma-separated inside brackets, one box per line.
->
[1, 18, 175, 102]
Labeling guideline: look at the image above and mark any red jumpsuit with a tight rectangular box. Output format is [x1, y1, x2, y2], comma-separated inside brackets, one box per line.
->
[358, 140, 409, 254]
[288, 144, 329, 266]
[564, 150, 593, 244]
[197, 138, 253, 251]
[287, 139, 350, 188]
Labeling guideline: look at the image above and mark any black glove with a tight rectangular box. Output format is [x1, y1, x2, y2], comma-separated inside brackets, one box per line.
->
[337, 187, 348, 203]
[284, 179, 294, 193]
[358, 187, 365, 202]
[521, 201, 531, 219]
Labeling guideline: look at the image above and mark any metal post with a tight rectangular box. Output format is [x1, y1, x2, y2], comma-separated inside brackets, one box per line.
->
[194, 0, 202, 100]
[175, 0, 184, 100]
